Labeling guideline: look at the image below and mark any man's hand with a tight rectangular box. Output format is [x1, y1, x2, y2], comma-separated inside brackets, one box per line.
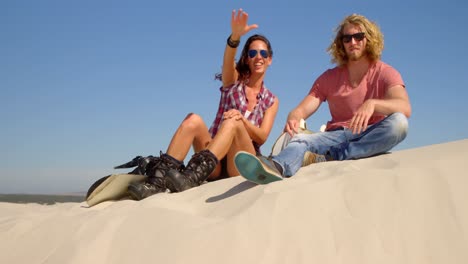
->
[285, 119, 300, 137]
[350, 99, 375, 134]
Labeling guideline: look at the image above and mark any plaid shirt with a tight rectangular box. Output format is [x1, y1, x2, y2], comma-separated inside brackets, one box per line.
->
[209, 81, 276, 153]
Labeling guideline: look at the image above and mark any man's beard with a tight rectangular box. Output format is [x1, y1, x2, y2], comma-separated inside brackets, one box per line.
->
[348, 50, 364, 61]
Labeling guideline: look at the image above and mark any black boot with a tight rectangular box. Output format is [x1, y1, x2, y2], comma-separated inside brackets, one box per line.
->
[127, 153, 183, 200]
[165, 149, 218, 193]
[87, 155, 157, 199]
[114, 155, 156, 175]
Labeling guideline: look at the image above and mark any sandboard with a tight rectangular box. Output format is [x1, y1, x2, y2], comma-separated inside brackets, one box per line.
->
[234, 151, 283, 185]
[269, 119, 314, 156]
[270, 132, 293, 157]
[86, 173, 145, 207]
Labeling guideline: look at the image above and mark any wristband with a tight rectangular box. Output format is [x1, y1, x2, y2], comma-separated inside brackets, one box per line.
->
[227, 35, 240, 48]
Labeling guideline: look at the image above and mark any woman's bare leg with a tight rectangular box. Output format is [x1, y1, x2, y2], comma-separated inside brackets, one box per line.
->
[166, 113, 212, 160]
[207, 118, 256, 179]
[166, 113, 222, 177]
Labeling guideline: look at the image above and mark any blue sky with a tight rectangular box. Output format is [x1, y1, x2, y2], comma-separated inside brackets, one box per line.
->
[1, 0, 467, 194]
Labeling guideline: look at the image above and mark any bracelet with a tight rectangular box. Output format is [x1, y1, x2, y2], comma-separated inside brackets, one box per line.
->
[227, 35, 240, 48]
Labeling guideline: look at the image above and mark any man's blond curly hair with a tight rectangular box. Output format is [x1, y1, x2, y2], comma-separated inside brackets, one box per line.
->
[327, 14, 384, 66]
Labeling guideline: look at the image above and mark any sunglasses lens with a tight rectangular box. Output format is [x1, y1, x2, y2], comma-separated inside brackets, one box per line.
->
[342, 33, 365, 43]
[248, 50, 257, 58]
[248, 50, 269, 58]
[354, 33, 365, 41]
[342, 35, 352, 43]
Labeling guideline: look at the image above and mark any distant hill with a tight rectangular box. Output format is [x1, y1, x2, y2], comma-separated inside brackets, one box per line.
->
[0, 194, 85, 205]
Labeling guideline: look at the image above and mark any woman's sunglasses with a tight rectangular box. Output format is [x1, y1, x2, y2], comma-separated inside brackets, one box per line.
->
[342, 32, 365, 43]
[248, 49, 269, 59]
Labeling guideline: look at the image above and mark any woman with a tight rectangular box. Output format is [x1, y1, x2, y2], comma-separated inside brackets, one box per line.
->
[128, 9, 279, 200]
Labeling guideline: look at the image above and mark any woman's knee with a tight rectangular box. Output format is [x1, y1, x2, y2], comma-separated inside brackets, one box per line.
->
[219, 118, 243, 133]
[180, 113, 204, 131]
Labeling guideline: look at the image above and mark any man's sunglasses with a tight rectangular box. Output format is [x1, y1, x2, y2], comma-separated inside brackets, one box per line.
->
[248, 49, 269, 59]
[342, 32, 365, 43]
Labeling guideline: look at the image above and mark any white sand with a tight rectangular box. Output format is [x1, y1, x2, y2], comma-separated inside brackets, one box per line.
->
[1, 140, 467, 264]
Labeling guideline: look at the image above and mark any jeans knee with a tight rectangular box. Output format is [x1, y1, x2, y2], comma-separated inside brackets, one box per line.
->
[388, 112, 408, 139]
[289, 133, 320, 152]
[289, 134, 309, 146]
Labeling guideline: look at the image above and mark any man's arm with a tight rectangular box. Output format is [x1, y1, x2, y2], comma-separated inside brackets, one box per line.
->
[285, 94, 321, 136]
[378, 85, 412, 117]
[350, 85, 411, 134]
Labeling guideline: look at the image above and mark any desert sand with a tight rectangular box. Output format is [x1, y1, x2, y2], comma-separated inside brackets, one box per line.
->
[1, 139, 467, 264]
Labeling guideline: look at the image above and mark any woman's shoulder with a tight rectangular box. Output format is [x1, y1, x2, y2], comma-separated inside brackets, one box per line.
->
[220, 81, 242, 92]
[259, 84, 277, 107]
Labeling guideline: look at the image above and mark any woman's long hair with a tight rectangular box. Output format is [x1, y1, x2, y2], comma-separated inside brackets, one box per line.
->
[215, 34, 273, 82]
[327, 14, 384, 66]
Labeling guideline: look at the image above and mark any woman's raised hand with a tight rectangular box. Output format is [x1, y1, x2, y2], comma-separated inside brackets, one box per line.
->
[230, 9, 258, 39]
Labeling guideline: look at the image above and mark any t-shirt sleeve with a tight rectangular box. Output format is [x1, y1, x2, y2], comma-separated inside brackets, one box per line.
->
[308, 70, 330, 102]
[381, 65, 405, 91]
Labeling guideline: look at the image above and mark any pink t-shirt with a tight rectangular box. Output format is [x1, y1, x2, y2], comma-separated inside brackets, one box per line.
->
[309, 60, 405, 131]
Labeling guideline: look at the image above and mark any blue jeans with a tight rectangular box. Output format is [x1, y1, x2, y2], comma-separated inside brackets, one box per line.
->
[273, 113, 409, 177]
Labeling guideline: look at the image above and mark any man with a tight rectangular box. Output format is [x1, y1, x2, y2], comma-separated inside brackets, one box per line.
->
[234, 14, 411, 182]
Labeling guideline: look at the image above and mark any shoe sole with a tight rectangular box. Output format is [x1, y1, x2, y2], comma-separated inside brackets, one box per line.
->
[234, 151, 283, 185]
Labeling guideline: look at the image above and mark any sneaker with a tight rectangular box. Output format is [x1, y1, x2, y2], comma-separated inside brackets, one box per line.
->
[234, 151, 283, 185]
[302, 151, 332, 166]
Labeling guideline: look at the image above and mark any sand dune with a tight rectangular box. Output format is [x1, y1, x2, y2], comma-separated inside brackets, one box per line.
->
[1, 140, 467, 264]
